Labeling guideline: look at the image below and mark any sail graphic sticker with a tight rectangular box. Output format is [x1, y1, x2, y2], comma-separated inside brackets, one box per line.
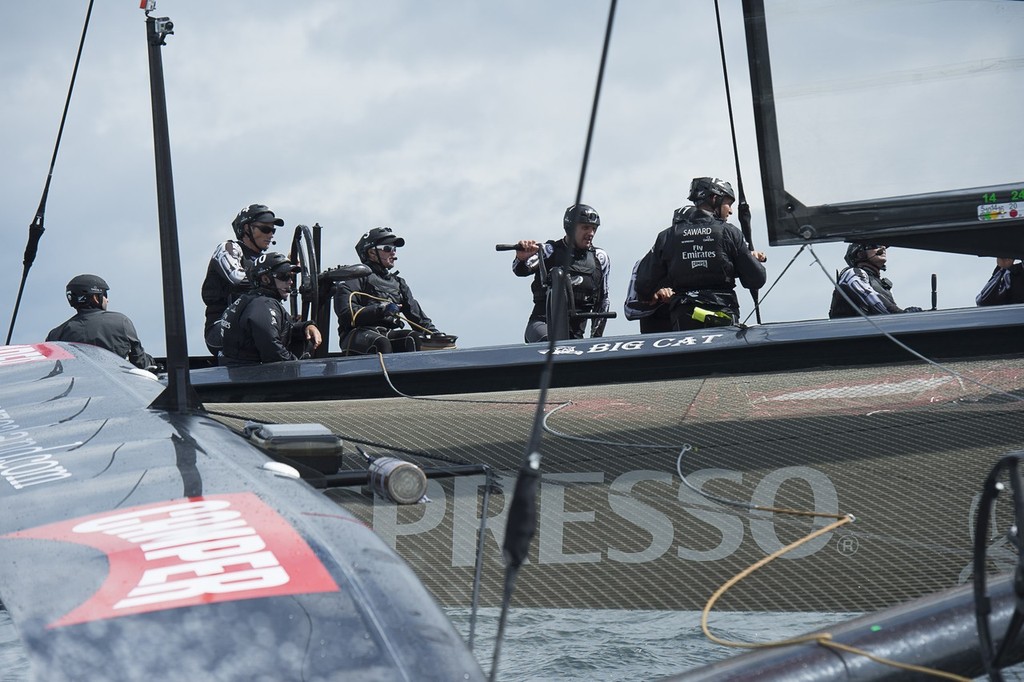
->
[978, 202, 1021, 222]
[0, 344, 74, 367]
[3, 493, 340, 628]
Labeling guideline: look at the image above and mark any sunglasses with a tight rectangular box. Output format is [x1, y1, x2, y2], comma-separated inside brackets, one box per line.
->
[375, 244, 398, 253]
[251, 223, 277, 235]
[274, 273, 295, 282]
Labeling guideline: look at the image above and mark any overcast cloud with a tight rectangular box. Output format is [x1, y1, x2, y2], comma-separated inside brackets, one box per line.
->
[2, 1, 1019, 357]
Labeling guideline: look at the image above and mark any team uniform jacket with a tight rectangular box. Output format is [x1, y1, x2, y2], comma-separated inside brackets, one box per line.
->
[46, 309, 153, 369]
[201, 240, 262, 335]
[829, 265, 906, 317]
[634, 208, 765, 317]
[219, 292, 312, 366]
[512, 239, 611, 338]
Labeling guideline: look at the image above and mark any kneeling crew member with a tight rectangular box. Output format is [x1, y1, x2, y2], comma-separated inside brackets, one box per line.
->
[219, 252, 322, 366]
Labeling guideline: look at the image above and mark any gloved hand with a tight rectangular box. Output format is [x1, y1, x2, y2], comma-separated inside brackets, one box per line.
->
[383, 302, 400, 316]
[903, 306, 923, 313]
[384, 315, 405, 330]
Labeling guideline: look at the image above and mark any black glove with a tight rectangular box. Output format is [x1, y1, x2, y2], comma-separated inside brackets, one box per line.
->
[903, 306, 923, 313]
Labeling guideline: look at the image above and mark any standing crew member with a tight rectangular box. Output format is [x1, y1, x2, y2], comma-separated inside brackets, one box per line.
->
[219, 252, 322, 366]
[201, 203, 282, 353]
[828, 243, 922, 318]
[634, 178, 765, 331]
[333, 227, 443, 355]
[512, 204, 611, 342]
[47, 274, 154, 369]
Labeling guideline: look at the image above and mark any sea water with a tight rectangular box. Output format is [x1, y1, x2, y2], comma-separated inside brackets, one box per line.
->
[2, 605, 1022, 681]
[447, 608, 853, 681]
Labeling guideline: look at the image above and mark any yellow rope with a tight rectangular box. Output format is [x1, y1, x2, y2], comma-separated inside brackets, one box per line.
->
[347, 291, 434, 334]
[701, 512, 971, 680]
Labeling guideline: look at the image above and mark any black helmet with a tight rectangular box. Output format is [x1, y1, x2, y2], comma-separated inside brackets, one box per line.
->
[562, 204, 600, 236]
[247, 252, 300, 296]
[844, 243, 887, 267]
[355, 227, 406, 263]
[231, 203, 285, 239]
[66, 274, 109, 308]
[687, 177, 736, 205]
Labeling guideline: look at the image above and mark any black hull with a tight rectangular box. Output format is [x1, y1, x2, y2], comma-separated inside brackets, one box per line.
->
[189, 305, 1024, 402]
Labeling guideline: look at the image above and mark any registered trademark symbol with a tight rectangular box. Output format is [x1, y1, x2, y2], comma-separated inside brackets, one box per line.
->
[836, 534, 859, 556]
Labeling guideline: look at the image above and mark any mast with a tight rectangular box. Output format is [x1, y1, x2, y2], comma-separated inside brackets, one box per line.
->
[143, 5, 200, 413]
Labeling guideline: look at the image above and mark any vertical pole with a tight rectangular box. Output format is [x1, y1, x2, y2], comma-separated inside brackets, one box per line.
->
[145, 15, 200, 412]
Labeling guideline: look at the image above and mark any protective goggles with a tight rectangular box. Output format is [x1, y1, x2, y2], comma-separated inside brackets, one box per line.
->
[375, 244, 399, 253]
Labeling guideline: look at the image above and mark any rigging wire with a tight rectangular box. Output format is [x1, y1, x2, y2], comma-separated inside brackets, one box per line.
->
[713, 0, 762, 324]
[6, 0, 95, 345]
[489, 3, 617, 680]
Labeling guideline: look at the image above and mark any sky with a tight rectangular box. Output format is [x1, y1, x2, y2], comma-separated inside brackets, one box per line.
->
[1, 1, 1020, 357]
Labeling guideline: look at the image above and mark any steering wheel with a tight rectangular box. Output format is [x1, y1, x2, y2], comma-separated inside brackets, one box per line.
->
[289, 224, 319, 321]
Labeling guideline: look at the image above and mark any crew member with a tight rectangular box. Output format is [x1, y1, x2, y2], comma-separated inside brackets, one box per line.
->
[333, 227, 443, 355]
[634, 177, 766, 331]
[46, 274, 154, 369]
[976, 257, 1024, 306]
[512, 204, 611, 342]
[828, 243, 922, 317]
[201, 203, 283, 353]
[219, 252, 322, 366]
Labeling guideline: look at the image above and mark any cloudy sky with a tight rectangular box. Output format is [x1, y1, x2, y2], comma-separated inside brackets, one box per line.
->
[2, 1, 1020, 357]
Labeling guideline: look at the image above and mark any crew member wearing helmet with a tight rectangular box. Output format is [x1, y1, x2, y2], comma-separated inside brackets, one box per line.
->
[828, 243, 922, 318]
[201, 203, 283, 354]
[511, 204, 611, 342]
[46, 274, 154, 369]
[634, 177, 766, 331]
[333, 227, 442, 355]
[218, 252, 322, 366]
[976, 257, 1024, 306]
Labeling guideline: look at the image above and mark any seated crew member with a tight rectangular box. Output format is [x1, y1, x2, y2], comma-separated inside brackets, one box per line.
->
[201, 203, 282, 354]
[333, 227, 442, 355]
[828, 243, 922, 318]
[634, 177, 766, 331]
[976, 257, 1024, 306]
[219, 252, 322, 366]
[46, 274, 154, 369]
[512, 203, 611, 343]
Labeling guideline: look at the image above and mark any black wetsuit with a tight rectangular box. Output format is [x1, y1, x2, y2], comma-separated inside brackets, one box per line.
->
[46, 308, 154, 369]
[333, 262, 437, 355]
[634, 208, 765, 330]
[219, 292, 313, 366]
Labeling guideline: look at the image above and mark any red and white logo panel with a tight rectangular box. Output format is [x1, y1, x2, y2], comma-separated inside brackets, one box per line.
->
[4, 493, 340, 628]
[0, 344, 74, 368]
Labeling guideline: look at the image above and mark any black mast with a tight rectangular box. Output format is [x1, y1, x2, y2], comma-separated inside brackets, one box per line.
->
[144, 8, 200, 413]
